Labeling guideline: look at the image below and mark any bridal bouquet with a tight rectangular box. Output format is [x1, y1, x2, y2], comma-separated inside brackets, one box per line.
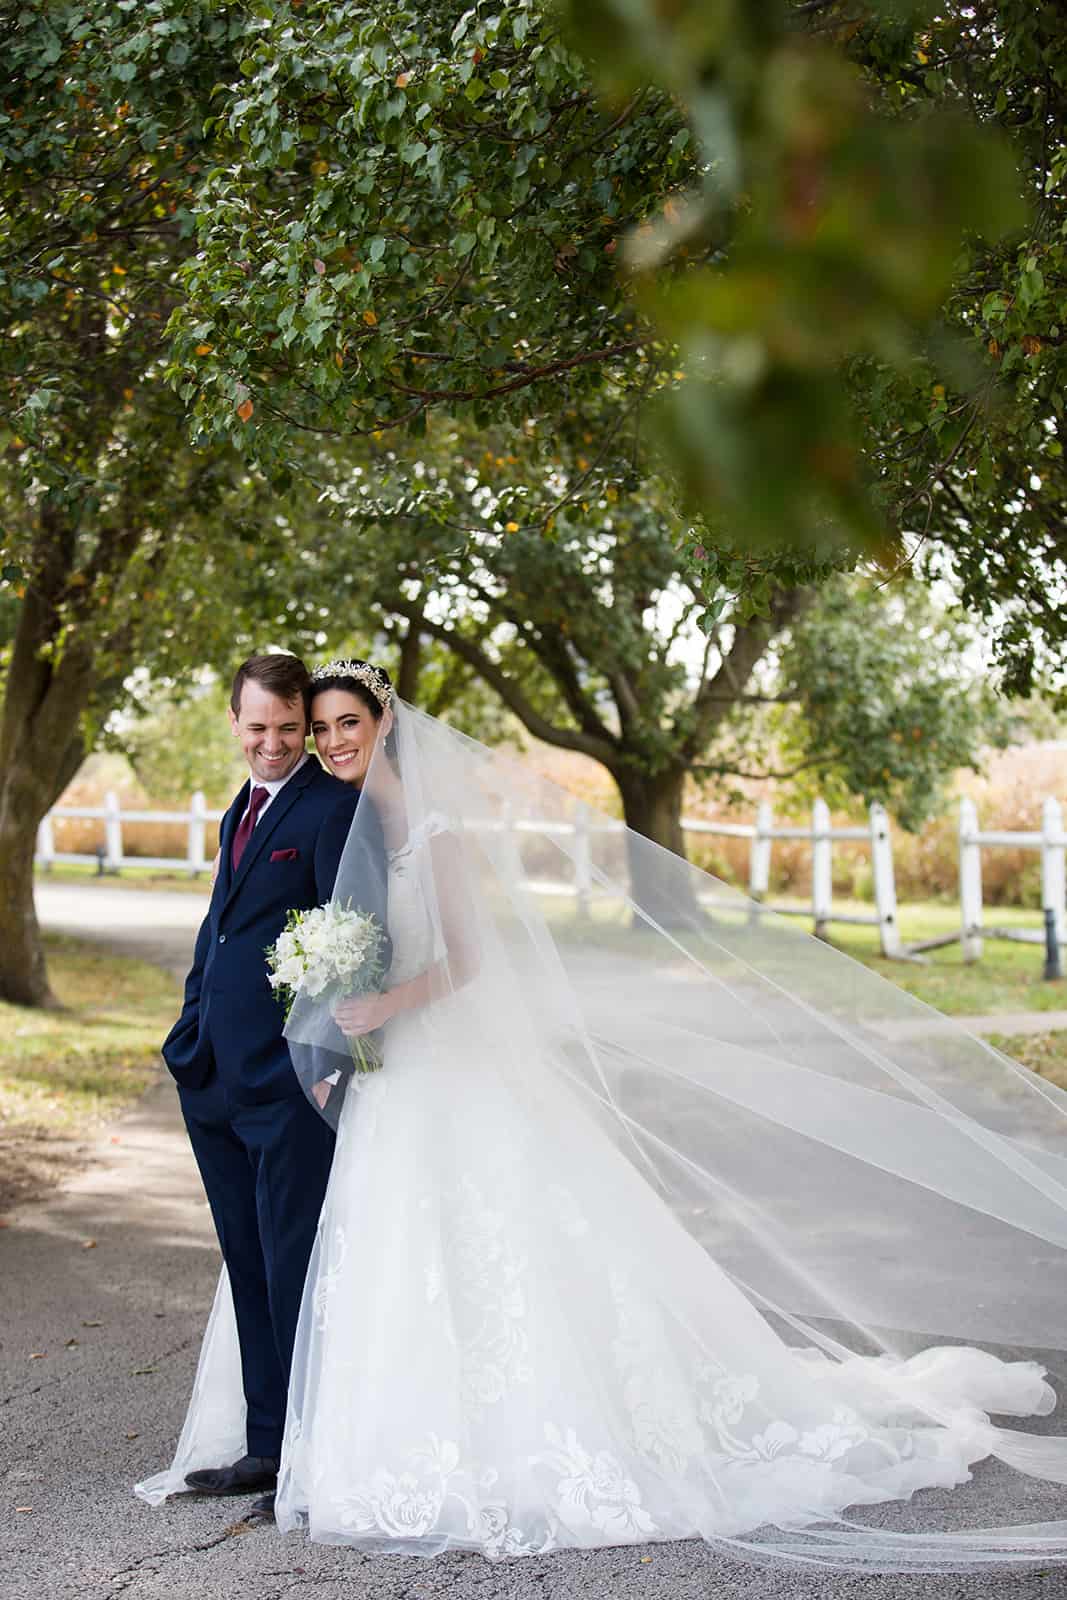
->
[266, 901, 387, 1074]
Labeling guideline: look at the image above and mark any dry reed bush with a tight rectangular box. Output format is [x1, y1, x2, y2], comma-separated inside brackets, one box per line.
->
[47, 755, 219, 863]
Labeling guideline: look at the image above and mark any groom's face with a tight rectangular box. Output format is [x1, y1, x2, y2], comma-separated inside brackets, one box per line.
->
[229, 681, 308, 783]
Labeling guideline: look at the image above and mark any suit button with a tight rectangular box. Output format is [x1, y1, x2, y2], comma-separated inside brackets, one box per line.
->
[218, 934, 226, 944]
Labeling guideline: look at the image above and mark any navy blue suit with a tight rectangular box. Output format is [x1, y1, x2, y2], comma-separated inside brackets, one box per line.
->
[162, 757, 383, 1459]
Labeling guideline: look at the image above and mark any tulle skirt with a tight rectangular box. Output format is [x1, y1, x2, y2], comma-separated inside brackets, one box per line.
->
[272, 1006, 1057, 1560]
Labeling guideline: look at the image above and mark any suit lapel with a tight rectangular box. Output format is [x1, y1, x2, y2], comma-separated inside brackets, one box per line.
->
[215, 782, 248, 903]
[223, 760, 319, 908]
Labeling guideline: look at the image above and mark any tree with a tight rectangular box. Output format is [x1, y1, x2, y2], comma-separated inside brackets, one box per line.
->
[259, 413, 804, 914]
[163, 0, 1046, 657]
[619, 0, 1064, 690]
[2, 0, 1055, 998]
[267, 416, 1001, 913]
[0, 4, 296, 1003]
[764, 578, 1010, 831]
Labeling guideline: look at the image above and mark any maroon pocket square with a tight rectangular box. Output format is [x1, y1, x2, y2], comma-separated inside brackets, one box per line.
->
[270, 848, 299, 862]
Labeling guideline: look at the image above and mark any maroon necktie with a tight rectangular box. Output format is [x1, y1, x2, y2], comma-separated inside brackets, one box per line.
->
[231, 785, 269, 872]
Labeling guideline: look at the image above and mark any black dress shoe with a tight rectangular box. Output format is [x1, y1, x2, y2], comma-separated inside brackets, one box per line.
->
[184, 1454, 279, 1497]
[244, 1491, 276, 1523]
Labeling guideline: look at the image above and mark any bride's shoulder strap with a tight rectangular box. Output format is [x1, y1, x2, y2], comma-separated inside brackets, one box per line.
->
[412, 810, 454, 851]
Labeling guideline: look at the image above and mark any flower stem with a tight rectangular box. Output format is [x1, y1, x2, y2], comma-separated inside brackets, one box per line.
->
[347, 1035, 383, 1075]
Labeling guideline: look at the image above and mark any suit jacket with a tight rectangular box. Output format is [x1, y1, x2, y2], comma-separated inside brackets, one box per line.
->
[162, 759, 387, 1103]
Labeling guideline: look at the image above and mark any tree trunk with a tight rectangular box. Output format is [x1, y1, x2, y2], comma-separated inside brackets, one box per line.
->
[395, 620, 423, 703]
[0, 536, 92, 1006]
[0, 733, 85, 1006]
[614, 766, 702, 926]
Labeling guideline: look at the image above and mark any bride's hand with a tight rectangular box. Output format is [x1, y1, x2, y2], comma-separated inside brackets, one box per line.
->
[333, 993, 395, 1036]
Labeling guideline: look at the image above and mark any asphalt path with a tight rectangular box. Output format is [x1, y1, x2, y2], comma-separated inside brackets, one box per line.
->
[1, 883, 1064, 1600]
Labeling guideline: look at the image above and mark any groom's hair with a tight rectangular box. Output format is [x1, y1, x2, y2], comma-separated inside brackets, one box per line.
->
[230, 653, 311, 717]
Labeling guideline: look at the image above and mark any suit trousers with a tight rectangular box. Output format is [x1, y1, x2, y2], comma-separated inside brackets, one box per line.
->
[179, 1064, 335, 1459]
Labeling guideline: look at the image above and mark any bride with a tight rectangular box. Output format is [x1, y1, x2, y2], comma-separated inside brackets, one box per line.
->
[139, 658, 1067, 1572]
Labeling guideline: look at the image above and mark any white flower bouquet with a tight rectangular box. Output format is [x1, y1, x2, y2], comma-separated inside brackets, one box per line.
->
[267, 900, 387, 1074]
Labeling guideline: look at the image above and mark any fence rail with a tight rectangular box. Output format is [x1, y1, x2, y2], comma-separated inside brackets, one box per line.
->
[34, 788, 1067, 970]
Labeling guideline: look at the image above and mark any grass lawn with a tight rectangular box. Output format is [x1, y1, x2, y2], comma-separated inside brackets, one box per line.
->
[986, 1031, 1067, 1093]
[35, 860, 212, 894]
[543, 892, 1066, 1018]
[0, 932, 179, 1214]
[811, 900, 1065, 1017]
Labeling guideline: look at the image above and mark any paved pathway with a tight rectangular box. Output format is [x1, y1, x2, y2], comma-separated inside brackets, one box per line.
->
[1, 884, 1063, 1600]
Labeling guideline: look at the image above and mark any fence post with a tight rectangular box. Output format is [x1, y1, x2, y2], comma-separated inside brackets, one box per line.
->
[188, 790, 208, 876]
[749, 801, 772, 900]
[811, 797, 832, 940]
[36, 812, 55, 871]
[573, 802, 592, 920]
[1041, 796, 1065, 949]
[868, 801, 901, 957]
[103, 790, 123, 872]
[959, 796, 983, 962]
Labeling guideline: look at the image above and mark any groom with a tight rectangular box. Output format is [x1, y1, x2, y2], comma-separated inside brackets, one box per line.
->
[162, 652, 376, 1518]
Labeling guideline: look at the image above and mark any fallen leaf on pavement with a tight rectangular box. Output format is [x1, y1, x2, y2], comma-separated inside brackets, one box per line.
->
[82, 1239, 97, 1250]
[15, 1507, 32, 1514]
[82, 1320, 103, 1328]
[132, 1365, 156, 1375]
[28, 1352, 46, 1361]
[65, 1338, 78, 1348]
[126, 1431, 139, 1440]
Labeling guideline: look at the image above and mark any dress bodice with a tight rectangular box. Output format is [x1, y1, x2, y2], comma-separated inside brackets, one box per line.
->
[384, 813, 449, 986]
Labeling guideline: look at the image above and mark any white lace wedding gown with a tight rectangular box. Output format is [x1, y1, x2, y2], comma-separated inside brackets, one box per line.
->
[271, 818, 1056, 1558]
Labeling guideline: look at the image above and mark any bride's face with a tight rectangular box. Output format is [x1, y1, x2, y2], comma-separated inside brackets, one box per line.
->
[311, 688, 381, 785]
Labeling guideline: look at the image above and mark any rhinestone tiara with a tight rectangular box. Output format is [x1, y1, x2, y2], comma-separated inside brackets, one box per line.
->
[310, 658, 393, 709]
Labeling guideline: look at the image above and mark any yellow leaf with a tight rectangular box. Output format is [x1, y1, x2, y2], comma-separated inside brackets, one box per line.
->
[310, 158, 329, 177]
[395, 72, 410, 88]
[334, 351, 344, 368]
[111, 263, 127, 276]
[195, 343, 214, 356]
[505, 521, 519, 533]
[362, 309, 378, 327]
[237, 398, 254, 423]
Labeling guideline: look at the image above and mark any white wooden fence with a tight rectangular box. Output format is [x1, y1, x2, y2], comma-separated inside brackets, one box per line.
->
[33, 789, 1067, 967]
[683, 798, 901, 956]
[35, 790, 224, 876]
[953, 795, 1065, 963]
[34, 789, 901, 956]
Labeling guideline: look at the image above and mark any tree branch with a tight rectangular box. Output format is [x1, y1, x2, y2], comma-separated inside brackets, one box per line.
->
[384, 600, 620, 766]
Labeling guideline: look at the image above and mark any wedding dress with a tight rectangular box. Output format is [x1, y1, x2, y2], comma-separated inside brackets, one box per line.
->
[139, 700, 1067, 1572]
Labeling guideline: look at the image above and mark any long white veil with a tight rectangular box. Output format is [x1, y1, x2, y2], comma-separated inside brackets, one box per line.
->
[283, 697, 1067, 1571]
